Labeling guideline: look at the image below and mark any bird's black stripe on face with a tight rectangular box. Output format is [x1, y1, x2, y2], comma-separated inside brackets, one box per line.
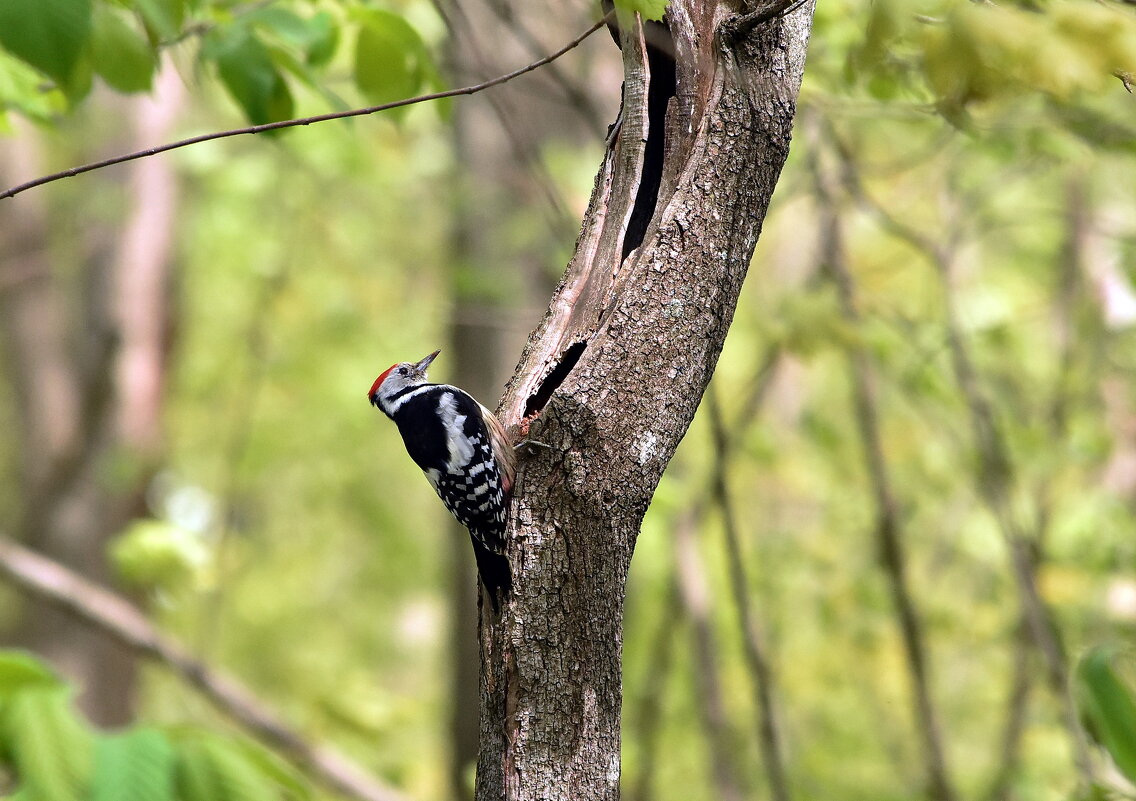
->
[390, 382, 436, 402]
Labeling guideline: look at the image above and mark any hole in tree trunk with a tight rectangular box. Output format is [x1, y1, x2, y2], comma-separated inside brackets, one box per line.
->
[524, 341, 588, 418]
[622, 19, 677, 262]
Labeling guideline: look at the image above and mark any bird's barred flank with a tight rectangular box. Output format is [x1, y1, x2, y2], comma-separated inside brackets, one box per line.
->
[368, 350, 516, 611]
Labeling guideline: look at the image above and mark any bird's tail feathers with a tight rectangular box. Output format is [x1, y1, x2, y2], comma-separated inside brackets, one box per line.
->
[469, 534, 511, 613]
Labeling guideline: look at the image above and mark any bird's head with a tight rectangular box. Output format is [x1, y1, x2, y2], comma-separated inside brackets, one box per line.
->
[368, 349, 440, 413]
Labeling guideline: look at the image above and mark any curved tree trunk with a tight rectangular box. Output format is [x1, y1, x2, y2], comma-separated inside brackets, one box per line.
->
[475, 2, 814, 799]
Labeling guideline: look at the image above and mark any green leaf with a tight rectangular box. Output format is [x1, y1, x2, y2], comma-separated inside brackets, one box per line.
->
[0, 651, 63, 698]
[171, 731, 281, 801]
[227, 736, 312, 801]
[91, 5, 155, 93]
[1076, 646, 1136, 783]
[304, 12, 338, 68]
[110, 519, 208, 591]
[1053, 103, 1136, 154]
[613, 0, 669, 22]
[91, 729, 175, 801]
[173, 738, 226, 801]
[206, 25, 294, 126]
[353, 9, 431, 111]
[134, 0, 186, 42]
[247, 7, 312, 42]
[247, 8, 339, 74]
[0, 49, 68, 121]
[846, 0, 907, 87]
[0, 0, 91, 87]
[205, 739, 284, 801]
[61, 50, 94, 103]
[3, 687, 94, 801]
[261, 41, 350, 113]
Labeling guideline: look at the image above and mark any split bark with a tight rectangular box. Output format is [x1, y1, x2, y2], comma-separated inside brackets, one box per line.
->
[475, 2, 814, 799]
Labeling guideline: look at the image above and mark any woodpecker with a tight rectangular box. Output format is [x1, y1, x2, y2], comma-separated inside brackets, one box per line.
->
[368, 350, 517, 610]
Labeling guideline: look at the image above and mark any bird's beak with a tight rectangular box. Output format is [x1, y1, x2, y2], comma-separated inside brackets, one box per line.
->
[415, 350, 440, 375]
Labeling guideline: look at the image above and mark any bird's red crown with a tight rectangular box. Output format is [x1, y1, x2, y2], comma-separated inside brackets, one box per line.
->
[368, 364, 398, 398]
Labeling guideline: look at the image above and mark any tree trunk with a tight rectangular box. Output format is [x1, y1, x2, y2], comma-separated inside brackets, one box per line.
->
[440, 1, 609, 795]
[0, 69, 182, 726]
[475, 2, 813, 799]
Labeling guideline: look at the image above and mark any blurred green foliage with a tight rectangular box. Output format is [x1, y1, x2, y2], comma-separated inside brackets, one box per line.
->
[2, 1, 1136, 801]
[0, 0, 442, 129]
[1076, 647, 1136, 785]
[0, 652, 308, 801]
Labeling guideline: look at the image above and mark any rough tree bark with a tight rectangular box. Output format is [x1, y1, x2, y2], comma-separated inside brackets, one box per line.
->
[441, 2, 610, 796]
[475, 2, 813, 798]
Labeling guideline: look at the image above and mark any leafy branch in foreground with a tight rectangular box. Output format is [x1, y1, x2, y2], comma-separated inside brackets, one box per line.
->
[0, 15, 608, 201]
[0, 537, 408, 801]
[0, 650, 310, 801]
[1076, 646, 1136, 790]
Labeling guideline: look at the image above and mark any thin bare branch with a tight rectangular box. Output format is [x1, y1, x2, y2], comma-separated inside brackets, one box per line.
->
[431, 0, 581, 240]
[726, 0, 814, 39]
[807, 113, 957, 801]
[935, 210, 1096, 788]
[479, 0, 609, 136]
[631, 346, 788, 801]
[984, 173, 1099, 801]
[828, 130, 1097, 789]
[0, 537, 411, 801]
[982, 620, 1034, 801]
[0, 16, 609, 201]
[706, 388, 792, 801]
[672, 508, 748, 801]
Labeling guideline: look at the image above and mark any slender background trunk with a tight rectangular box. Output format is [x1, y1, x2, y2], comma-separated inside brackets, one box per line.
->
[0, 69, 182, 725]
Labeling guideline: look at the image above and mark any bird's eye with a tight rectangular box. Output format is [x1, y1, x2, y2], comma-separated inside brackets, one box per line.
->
[398, 367, 408, 375]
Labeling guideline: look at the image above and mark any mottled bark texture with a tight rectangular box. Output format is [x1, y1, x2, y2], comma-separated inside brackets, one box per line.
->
[475, 3, 813, 799]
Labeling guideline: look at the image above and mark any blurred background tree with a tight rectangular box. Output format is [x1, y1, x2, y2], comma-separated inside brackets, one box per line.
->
[1, 1, 1136, 800]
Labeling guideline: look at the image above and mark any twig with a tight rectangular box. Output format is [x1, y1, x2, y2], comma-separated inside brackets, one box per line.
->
[806, 113, 957, 801]
[430, 0, 580, 240]
[672, 507, 748, 801]
[706, 389, 791, 801]
[827, 130, 1096, 788]
[727, 0, 813, 39]
[626, 574, 684, 801]
[983, 173, 1097, 801]
[632, 345, 788, 801]
[982, 620, 1034, 801]
[938, 223, 1095, 782]
[0, 16, 610, 201]
[0, 537, 410, 801]
[480, 0, 609, 136]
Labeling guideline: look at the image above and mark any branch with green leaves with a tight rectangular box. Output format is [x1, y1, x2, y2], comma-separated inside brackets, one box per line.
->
[0, 537, 410, 801]
[0, 1, 610, 200]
